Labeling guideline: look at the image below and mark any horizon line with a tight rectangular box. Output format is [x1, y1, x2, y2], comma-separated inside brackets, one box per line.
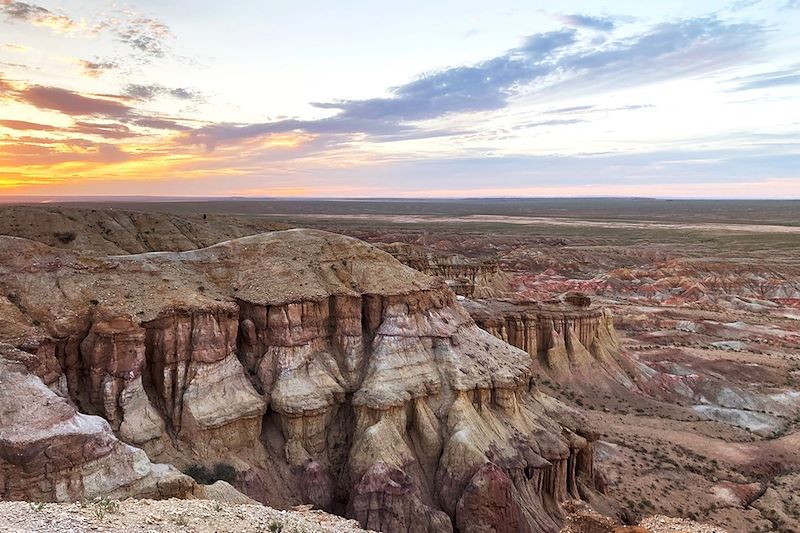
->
[1, 195, 799, 202]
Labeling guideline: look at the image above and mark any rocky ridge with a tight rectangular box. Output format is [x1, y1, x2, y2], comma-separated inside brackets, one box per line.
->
[0, 229, 610, 532]
[0, 205, 288, 255]
[0, 498, 370, 532]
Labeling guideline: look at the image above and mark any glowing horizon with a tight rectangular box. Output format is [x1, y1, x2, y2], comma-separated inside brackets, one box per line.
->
[1, 0, 799, 199]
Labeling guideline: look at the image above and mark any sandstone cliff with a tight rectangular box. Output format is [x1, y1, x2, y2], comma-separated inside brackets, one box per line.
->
[462, 299, 645, 391]
[0, 229, 609, 532]
[0, 344, 194, 502]
[376, 242, 512, 298]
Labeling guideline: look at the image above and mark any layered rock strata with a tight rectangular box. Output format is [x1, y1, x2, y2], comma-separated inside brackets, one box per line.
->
[463, 298, 644, 390]
[0, 344, 194, 502]
[376, 242, 512, 298]
[0, 230, 609, 532]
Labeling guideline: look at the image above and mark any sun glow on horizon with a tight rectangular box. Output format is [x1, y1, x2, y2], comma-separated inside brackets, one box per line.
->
[0, 0, 799, 198]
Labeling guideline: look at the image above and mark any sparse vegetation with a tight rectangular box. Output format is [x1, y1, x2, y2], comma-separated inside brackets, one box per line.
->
[87, 497, 119, 519]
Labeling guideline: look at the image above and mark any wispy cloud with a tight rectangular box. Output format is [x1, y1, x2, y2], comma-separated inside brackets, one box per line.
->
[512, 118, 587, 130]
[558, 14, 618, 32]
[70, 121, 137, 139]
[543, 103, 654, 115]
[76, 58, 118, 78]
[0, 73, 13, 93]
[556, 17, 764, 91]
[2, 42, 30, 52]
[311, 29, 577, 123]
[1, 2, 174, 59]
[112, 15, 173, 58]
[0, 119, 56, 131]
[544, 105, 596, 114]
[133, 117, 191, 131]
[17, 85, 132, 117]
[184, 16, 765, 151]
[0, 0, 80, 33]
[123, 83, 198, 101]
[728, 67, 800, 91]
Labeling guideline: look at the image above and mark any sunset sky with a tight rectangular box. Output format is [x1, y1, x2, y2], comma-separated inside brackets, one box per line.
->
[1, 0, 799, 198]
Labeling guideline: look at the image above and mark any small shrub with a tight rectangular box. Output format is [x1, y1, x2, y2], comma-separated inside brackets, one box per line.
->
[28, 502, 46, 512]
[89, 497, 119, 519]
[268, 521, 284, 533]
[54, 231, 77, 244]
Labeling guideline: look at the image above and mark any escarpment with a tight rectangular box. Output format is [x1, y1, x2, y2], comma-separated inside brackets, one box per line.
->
[0, 229, 611, 532]
[459, 298, 645, 391]
[376, 242, 512, 298]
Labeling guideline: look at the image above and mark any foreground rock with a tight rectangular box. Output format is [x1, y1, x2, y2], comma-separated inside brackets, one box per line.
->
[0, 229, 610, 532]
[0, 345, 193, 502]
[0, 498, 370, 532]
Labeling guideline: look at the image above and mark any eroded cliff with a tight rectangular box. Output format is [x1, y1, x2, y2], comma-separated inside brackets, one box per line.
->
[376, 242, 512, 298]
[0, 230, 610, 532]
[458, 298, 645, 392]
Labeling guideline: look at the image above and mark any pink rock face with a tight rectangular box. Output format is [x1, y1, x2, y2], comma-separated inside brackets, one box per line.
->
[350, 461, 453, 533]
[456, 463, 523, 533]
[0, 346, 192, 502]
[301, 460, 334, 510]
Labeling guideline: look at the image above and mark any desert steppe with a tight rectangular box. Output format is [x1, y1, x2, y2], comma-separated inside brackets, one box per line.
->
[1, 198, 798, 532]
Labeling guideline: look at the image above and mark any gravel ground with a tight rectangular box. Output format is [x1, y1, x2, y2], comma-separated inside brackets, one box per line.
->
[639, 515, 729, 532]
[0, 499, 370, 533]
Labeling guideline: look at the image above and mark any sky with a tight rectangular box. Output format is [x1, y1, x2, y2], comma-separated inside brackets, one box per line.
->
[0, 0, 799, 198]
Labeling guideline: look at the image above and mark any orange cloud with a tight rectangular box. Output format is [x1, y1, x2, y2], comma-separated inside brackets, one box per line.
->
[0, 0, 81, 34]
[0, 119, 56, 131]
[0, 119, 319, 194]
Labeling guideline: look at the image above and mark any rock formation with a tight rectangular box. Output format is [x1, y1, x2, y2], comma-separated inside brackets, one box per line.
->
[463, 298, 644, 390]
[376, 242, 512, 298]
[0, 344, 194, 502]
[0, 229, 610, 531]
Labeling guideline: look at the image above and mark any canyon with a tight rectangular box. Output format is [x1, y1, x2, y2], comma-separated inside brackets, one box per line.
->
[1, 200, 798, 532]
[0, 222, 614, 532]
